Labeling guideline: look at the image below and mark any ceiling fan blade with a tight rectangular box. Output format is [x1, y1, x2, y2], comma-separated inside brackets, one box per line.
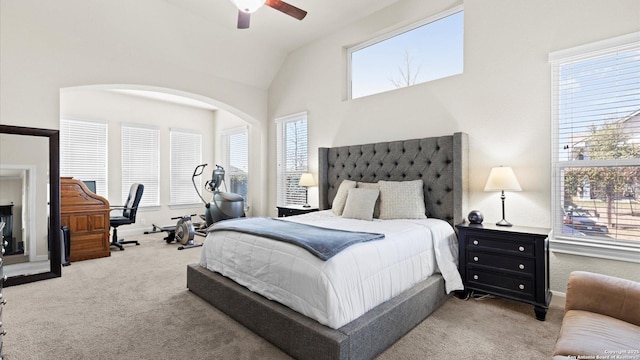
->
[265, 0, 307, 21]
[237, 10, 250, 29]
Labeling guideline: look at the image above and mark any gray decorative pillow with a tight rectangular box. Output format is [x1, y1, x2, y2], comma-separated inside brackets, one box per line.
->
[332, 179, 356, 216]
[378, 179, 427, 220]
[342, 188, 380, 221]
[356, 181, 381, 218]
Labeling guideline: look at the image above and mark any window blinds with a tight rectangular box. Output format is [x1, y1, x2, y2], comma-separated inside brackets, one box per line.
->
[170, 129, 202, 205]
[121, 124, 159, 207]
[551, 32, 640, 246]
[60, 118, 108, 198]
[275, 112, 308, 206]
[222, 127, 249, 203]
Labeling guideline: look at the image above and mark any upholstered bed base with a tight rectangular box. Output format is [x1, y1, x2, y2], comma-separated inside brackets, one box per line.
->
[187, 132, 468, 359]
[187, 263, 450, 360]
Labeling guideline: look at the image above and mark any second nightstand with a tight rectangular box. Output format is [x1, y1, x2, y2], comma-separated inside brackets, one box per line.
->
[456, 222, 552, 321]
[277, 205, 319, 217]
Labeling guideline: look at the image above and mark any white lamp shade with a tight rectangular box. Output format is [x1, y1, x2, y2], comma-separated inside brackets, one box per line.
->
[231, 0, 266, 13]
[298, 173, 316, 187]
[484, 166, 522, 192]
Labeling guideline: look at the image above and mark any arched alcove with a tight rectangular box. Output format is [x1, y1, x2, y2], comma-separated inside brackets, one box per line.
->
[58, 84, 268, 234]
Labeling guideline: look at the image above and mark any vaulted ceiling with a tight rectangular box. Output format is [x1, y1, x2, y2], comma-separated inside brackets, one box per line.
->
[3, 0, 399, 92]
[158, 0, 401, 88]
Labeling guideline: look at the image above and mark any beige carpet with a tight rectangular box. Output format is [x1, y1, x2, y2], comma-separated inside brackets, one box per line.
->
[3, 232, 563, 359]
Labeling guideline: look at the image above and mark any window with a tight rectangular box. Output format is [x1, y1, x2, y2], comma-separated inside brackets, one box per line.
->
[550, 32, 640, 262]
[222, 126, 249, 205]
[170, 129, 202, 205]
[121, 124, 160, 207]
[60, 118, 108, 198]
[348, 6, 463, 99]
[276, 112, 308, 206]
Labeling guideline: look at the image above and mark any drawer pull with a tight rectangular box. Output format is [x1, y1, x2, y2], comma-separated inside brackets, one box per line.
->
[1, 299, 6, 305]
[473, 240, 479, 245]
[519, 264, 525, 270]
[473, 256, 479, 262]
[518, 246, 525, 252]
[0, 330, 6, 336]
[518, 284, 525, 290]
[473, 274, 479, 280]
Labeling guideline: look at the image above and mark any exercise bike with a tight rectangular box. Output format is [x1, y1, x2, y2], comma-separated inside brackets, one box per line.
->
[194, 163, 245, 226]
[149, 164, 244, 250]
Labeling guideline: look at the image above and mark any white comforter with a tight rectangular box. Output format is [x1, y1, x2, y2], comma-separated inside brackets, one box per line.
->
[199, 210, 463, 329]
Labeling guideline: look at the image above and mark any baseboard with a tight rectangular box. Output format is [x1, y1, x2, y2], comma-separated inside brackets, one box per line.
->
[116, 227, 154, 238]
[550, 290, 566, 309]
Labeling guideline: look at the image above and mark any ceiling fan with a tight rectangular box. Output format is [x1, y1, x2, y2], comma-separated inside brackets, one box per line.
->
[230, 0, 307, 29]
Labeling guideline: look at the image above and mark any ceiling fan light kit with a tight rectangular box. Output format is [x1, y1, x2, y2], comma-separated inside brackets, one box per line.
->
[231, 0, 307, 29]
[231, 0, 266, 13]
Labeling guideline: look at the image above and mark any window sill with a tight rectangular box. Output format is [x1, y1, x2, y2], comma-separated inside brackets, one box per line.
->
[169, 203, 203, 210]
[550, 238, 640, 264]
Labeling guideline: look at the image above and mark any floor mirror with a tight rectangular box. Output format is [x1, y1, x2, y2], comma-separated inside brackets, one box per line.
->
[0, 124, 61, 286]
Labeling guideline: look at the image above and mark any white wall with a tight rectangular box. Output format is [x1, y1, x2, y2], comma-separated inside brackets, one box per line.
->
[268, 0, 640, 292]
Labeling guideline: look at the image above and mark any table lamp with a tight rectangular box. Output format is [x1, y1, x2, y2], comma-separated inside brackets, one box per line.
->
[484, 166, 522, 226]
[298, 173, 316, 208]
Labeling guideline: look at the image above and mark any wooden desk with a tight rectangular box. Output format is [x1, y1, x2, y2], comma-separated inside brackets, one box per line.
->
[60, 177, 110, 261]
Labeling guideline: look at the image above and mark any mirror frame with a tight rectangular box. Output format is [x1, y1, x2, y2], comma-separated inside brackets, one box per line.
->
[1, 124, 61, 286]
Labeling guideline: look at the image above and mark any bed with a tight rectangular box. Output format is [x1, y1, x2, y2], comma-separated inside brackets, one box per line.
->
[187, 132, 469, 360]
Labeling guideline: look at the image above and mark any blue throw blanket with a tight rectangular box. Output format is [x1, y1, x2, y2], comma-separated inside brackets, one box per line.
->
[209, 217, 385, 260]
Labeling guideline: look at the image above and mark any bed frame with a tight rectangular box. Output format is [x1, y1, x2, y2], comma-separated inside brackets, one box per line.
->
[187, 132, 469, 360]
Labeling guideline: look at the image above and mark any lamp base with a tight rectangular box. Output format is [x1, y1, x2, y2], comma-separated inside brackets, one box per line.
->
[496, 218, 513, 227]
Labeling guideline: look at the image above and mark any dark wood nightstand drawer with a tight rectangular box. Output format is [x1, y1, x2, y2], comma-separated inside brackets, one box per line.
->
[466, 234, 535, 256]
[466, 268, 535, 301]
[467, 250, 535, 276]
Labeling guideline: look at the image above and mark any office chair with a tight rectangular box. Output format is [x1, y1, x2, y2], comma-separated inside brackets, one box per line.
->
[110, 183, 144, 251]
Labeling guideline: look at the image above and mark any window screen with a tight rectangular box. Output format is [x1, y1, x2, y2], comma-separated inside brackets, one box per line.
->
[60, 118, 108, 198]
[121, 124, 159, 207]
[276, 112, 308, 206]
[222, 127, 249, 204]
[170, 129, 202, 205]
[551, 32, 640, 257]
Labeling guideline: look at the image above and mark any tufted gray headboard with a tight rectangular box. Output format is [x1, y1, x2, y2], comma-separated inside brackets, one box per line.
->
[318, 132, 469, 227]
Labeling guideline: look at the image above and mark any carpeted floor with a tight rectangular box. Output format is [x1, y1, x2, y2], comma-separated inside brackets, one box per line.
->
[3, 232, 563, 359]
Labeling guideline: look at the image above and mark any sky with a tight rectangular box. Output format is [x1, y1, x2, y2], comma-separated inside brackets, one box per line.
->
[350, 10, 464, 99]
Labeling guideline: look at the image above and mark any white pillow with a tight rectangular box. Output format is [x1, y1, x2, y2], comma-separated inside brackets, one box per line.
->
[332, 180, 356, 216]
[342, 188, 380, 221]
[356, 181, 381, 218]
[378, 179, 427, 220]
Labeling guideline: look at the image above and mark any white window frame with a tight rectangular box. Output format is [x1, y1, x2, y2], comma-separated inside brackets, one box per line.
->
[276, 112, 308, 206]
[221, 126, 249, 207]
[550, 32, 640, 263]
[170, 129, 202, 206]
[59, 118, 108, 198]
[121, 123, 160, 208]
[347, 5, 464, 100]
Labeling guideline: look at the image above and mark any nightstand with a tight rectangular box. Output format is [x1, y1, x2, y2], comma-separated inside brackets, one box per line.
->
[456, 223, 552, 321]
[277, 205, 319, 217]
